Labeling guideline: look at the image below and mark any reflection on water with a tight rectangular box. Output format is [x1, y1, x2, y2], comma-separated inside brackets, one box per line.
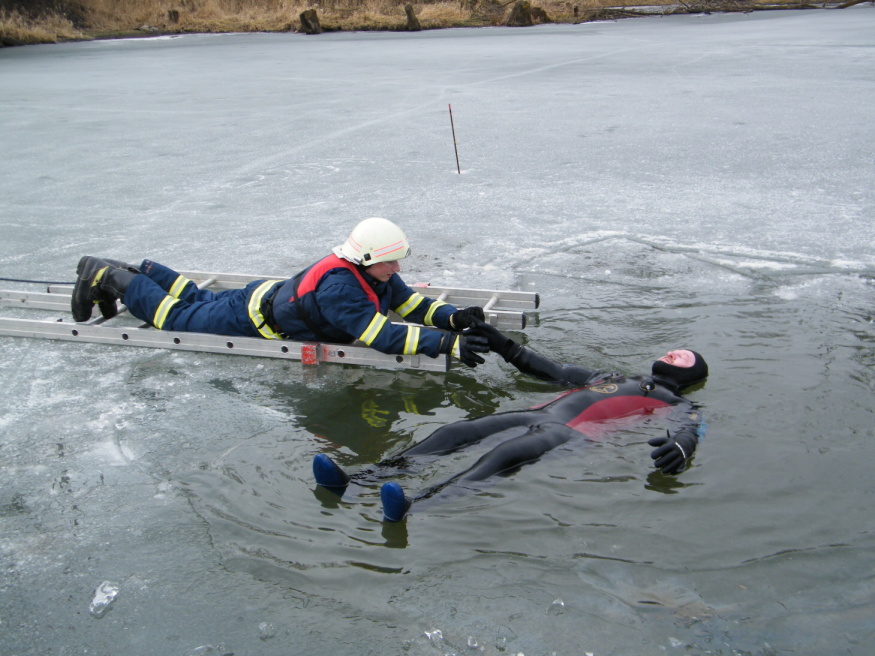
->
[267, 368, 516, 462]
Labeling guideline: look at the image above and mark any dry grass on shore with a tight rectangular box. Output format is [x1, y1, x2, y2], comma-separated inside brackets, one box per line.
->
[0, 0, 834, 47]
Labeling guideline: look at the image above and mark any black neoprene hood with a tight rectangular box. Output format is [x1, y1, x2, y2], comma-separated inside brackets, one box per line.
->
[651, 350, 709, 389]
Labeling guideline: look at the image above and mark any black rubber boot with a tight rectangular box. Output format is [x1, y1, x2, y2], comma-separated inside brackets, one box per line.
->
[102, 258, 139, 273]
[95, 259, 139, 319]
[71, 256, 138, 322]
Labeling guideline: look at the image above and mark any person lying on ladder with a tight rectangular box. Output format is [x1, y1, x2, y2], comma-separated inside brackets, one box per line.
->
[70, 217, 488, 366]
[313, 322, 709, 522]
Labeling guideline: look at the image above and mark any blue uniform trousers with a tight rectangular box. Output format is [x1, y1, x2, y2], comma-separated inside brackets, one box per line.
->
[123, 259, 269, 337]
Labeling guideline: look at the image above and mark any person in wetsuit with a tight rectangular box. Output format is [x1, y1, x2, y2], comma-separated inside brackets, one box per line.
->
[68, 218, 488, 366]
[313, 321, 708, 521]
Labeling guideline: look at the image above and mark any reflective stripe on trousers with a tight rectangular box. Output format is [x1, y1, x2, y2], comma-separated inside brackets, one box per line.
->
[248, 280, 284, 340]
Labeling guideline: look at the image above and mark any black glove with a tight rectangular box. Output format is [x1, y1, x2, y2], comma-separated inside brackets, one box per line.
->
[648, 429, 698, 475]
[449, 306, 485, 331]
[469, 319, 521, 362]
[439, 332, 488, 368]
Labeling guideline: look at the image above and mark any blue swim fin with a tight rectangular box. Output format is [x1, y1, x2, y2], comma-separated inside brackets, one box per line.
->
[313, 454, 351, 489]
[381, 482, 412, 522]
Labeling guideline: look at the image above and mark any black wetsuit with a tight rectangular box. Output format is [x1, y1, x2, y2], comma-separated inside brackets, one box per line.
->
[356, 346, 705, 499]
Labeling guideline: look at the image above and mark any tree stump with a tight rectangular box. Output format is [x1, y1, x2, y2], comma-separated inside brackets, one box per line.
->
[506, 1, 534, 27]
[299, 9, 322, 35]
[404, 4, 422, 31]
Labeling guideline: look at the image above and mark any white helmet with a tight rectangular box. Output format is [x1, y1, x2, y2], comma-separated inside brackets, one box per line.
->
[334, 217, 411, 266]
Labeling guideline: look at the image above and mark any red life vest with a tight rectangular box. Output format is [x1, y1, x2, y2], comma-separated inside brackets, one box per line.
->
[294, 254, 380, 310]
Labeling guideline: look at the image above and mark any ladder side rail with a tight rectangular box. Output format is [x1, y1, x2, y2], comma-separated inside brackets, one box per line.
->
[177, 270, 275, 289]
[3, 289, 527, 329]
[46, 285, 74, 297]
[173, 272, 540, 310]
[0, 290, 71, 312]
[433, 293, 538, 311]
[387, 311, 524, 330]
[0, 318, 449, 372]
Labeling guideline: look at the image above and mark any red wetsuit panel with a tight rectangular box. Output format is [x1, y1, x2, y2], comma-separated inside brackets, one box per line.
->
[566, 396, 671, 439]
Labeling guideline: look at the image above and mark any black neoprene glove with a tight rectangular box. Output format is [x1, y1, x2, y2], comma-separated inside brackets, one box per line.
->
[648, 428, 698, 475]
[469, 319, 521, 362]
[439, 332, 489, 368]
[449, 306, 485, 331]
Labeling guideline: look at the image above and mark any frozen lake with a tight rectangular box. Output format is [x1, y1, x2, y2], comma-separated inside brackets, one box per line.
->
[2, 6, 874, 655]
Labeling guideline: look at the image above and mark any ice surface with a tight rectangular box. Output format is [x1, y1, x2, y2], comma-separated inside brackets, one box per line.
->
[1, 7, 874, 656]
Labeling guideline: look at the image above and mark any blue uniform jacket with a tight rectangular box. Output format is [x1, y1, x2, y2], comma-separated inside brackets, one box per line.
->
[271, 255, 457, 357]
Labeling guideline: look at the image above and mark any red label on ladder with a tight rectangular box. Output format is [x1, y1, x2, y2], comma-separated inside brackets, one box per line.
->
[301, 343, 320, 365]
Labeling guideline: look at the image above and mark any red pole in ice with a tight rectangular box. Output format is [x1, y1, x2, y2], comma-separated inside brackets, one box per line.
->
[449, 104, 461, 174]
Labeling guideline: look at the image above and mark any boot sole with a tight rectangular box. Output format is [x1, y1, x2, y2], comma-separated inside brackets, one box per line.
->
[71, 256, 111, 322]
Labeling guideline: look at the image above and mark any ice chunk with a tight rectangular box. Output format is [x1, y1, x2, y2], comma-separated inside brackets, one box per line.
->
[89, 580, 119, 618]
[258, 621, 276, 640]
[547, 598, 565, 615]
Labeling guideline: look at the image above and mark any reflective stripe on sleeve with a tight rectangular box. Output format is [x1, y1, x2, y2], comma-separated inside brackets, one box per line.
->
[403, 325, 420, 355]
[423, 300, 448, 326]
[153, 295, 180, 329]
[168, 275, 193, 299]
[394, 292, 425, 318]
[359, 312, 388, 346]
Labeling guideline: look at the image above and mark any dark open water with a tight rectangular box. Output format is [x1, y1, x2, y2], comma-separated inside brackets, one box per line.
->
[1, 8, 873, 655]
